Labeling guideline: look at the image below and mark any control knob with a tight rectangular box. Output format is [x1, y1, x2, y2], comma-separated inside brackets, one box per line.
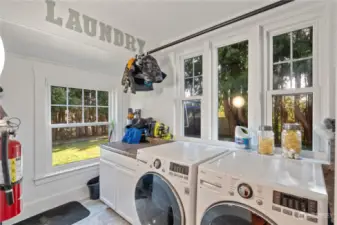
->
[153, 159, 161, 169]
[237, 183, 253, 199]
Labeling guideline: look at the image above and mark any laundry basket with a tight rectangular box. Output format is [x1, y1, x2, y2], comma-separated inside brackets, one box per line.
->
[87, 176, 100, 200]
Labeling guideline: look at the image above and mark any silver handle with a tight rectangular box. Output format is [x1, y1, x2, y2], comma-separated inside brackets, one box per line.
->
[137, 159, 147, 164]
[200, 179, 222, 189]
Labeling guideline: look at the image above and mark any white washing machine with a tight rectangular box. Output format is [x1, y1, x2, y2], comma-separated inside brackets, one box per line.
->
[133, 141, 230, 225]
[197, 150, 328, 225]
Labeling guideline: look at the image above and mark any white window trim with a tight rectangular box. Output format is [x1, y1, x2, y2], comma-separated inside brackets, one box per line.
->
[211, 31, 262, 142]
[47, 85, 112, 173]
[34, 62, 119, 182]
[176, 49, 205, 140]
[264, 14, 331, 162]
[172, 4, 332, 163]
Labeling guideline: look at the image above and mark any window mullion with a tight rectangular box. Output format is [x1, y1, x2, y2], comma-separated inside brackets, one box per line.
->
[290, 32, 294, 88]
[96, 90, 98, 122]
[82, 89, 84, 123]
[66, 87, 69, 124]
[192, 57, 195, 96]
[273, 56, 312, 65]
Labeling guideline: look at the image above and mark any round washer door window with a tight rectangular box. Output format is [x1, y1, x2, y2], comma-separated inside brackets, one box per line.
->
[201, 203, 276, 225]
[135, 173, 184, 225]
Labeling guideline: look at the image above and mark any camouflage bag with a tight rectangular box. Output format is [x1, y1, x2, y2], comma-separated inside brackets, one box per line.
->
[121, 54, 167, 94]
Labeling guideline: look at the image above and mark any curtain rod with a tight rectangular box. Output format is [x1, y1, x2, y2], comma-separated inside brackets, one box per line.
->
[147, 0, 294, 54]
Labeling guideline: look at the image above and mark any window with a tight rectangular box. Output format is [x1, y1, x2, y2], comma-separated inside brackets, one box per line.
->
[184, 56, 203, 97]
[183, 100, 201, 138]
[272, 94, 313, 149]
[50, 86, 110, 166]
[182, 55, 203, 138]
[173, 6, 330, 162]
[217, 40, 249, 141]
[269, 26, 314, 150]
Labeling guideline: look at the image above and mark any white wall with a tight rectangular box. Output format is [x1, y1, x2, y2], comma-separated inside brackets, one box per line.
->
[0, 0, 149, 55]
[129, 1, 336, 136]
[0, 21, 131, 224]
[129, 53, 176, 129]
[1, 53, 100, 224]
[0, 1, 334, 223]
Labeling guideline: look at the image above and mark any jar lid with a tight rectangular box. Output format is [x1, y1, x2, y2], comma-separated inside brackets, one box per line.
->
[259, 125, 272, 131]
[283, 123, 301, 130]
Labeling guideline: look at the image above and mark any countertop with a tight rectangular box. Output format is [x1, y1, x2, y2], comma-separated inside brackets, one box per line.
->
[100, 141, 171, 159]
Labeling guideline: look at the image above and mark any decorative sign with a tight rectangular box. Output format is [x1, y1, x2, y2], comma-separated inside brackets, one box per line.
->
[45, 0, 146, 54]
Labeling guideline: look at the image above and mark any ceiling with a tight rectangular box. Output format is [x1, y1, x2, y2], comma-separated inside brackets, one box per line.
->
[69, 0, 279, 45]
[1, 0, 291, 75]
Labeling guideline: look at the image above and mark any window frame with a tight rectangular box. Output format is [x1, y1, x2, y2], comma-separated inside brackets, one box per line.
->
[264, 18, 329, 161]
[46, 83, 113, 172]
[49, 87, 110, 127]
[175, 29, 263, 145]
[212, 34, 250, 142]
[173, 4, 332, 163]
[177, 49, 205, 139]
[211, 30, 263, 143]
[46, 81, 114, 173]
[33, 61, 126, 183]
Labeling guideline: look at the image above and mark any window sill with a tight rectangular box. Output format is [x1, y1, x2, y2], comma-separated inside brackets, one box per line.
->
[175, 136, 330, 165]
[273, 147, 330, 165]
[34, 162, 99, 186]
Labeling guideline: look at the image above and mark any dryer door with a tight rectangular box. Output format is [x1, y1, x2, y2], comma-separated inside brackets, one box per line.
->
[200, 202, 277, 225]
[135, 172, 185, 225]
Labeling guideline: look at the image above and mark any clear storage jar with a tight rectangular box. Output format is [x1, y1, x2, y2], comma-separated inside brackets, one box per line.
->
[281, 123, 302, 159]
[258, 125, 274, 155]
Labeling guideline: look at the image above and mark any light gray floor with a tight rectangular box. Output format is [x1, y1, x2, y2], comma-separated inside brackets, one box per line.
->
[74, 199, 131, 225]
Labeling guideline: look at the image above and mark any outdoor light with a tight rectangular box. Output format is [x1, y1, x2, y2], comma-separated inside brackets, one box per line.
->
[0, 36, 4, 76]
[232, 85, 245, 108]
[232, 95, 245, 108]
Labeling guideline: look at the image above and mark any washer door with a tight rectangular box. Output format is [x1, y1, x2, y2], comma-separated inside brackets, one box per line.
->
[201, 202, 277, 225]
[135, 172, 185, 225]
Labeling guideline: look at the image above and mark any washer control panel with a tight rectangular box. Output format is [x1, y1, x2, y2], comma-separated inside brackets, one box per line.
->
[237, 183, 253, 199]
[168, 162, 189, 181]
[272, 190, 320, 223]
[273, 191, 318, 216]
[170, 162, 189, 175]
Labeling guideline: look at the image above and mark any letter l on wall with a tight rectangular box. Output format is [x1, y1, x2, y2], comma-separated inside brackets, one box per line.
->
[45, 0, 63, 26]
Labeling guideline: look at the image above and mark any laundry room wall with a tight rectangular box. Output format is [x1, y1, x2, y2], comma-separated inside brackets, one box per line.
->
[128, 52, 176, 129]
[0, 1, 161, 223]
[129, 0, 336, 137]
[0, 0, 151, 56]
[0, 18, 140, 224]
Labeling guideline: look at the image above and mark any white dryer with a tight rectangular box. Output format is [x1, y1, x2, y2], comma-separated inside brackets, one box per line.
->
[197, 150, 328, 225]
[133, 141, 229, 225]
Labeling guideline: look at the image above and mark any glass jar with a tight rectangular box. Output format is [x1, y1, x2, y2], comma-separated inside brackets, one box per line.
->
[258, 125, 274, 155]
[281, 123, 302, 159]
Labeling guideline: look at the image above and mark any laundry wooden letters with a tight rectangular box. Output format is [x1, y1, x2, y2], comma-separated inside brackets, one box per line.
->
[45, 0, 146, 54]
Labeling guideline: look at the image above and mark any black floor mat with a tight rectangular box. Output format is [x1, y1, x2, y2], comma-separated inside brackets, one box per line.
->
[14, 201, 90, 225]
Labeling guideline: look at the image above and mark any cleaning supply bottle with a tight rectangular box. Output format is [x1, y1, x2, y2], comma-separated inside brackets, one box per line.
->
[127, 108, 134, 126]
[235, 126, 251, 149]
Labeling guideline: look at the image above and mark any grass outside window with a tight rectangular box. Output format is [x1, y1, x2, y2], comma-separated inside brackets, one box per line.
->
[52, 138, 108, 166]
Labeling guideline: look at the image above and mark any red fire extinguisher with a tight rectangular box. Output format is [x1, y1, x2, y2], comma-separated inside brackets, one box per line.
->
[0, 129, 22, 223]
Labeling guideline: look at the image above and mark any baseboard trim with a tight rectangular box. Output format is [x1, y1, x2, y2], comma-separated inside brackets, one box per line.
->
[3, 185, 89, 225]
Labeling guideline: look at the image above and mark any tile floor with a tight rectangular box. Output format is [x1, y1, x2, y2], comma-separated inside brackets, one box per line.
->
[74, 199, 130, 225]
